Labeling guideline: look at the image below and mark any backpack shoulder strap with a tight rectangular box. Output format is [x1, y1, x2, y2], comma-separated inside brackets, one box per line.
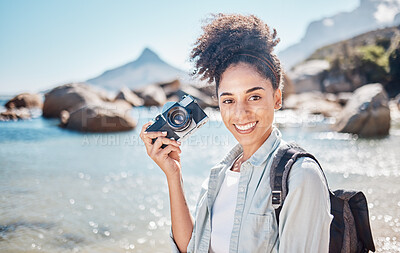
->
[270, 142, 303, 225]
[270, 142, 329, 226]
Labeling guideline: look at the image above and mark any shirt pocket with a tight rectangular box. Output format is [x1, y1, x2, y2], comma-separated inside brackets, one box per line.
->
[245, 212, 272, 234]
[248, 186, 273, 216]
[240, 212, 276, 251]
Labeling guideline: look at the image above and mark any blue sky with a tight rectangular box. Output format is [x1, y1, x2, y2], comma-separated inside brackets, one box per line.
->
[0, 0, 359, 94]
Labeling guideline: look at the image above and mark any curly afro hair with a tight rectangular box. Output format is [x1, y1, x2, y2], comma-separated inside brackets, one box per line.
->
[190, 13, 283, 95]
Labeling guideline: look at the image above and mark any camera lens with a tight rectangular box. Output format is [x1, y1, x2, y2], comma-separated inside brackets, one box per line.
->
[173, 113, 185, 125]
[167, 106, 191, 132]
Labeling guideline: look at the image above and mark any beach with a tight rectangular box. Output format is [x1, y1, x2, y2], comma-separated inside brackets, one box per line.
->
[0, 105, 399, 252]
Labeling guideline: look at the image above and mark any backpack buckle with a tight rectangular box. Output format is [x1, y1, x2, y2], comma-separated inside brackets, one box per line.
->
[272, 190, 281, 209]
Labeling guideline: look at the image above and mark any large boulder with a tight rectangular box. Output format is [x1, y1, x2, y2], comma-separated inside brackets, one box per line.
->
[334, 83, 391, 137]
[43, 83, 111, 118]
[1, 92, 43, 121]
[5, 93, 43, 109]
[133, 84, 167, 107]
[287, 60, 330, 93]
[283, 92, 342, 117]
[115, 87, 144, 107]
[60, 100, 136, 132]
[0, 108, 32, 121]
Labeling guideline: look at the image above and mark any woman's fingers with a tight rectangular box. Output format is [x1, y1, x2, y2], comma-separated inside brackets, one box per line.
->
[158, 144, 181, 158]
[139, 122, 153, 142]
[141, 121, 153, 133]
[139, 121, 182, 178]
[140, 121, 164, 146]
[151, 136, 181, 154]
[143, 131, 167, 139]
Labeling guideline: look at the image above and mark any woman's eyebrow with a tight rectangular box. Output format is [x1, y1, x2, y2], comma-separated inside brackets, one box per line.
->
[245, 86, 265, 93]
[219, 86, 265, 97]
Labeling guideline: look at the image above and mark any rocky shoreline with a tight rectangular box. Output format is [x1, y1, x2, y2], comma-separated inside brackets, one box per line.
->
[1, 78, 399, 138]
[0, 79, 218, 133]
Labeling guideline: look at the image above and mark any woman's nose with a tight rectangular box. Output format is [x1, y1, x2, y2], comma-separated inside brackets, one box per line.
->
[232, 101, 251, 121]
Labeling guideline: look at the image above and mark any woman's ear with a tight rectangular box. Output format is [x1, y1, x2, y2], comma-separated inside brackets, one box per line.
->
[274, 89, 282, 110]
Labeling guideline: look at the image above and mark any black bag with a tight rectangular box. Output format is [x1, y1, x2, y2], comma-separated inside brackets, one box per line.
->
[270, 143, 375, 253]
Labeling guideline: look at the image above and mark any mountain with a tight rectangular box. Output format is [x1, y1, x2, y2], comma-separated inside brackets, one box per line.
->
[278, 0, 400, 70]
[86, 48, 189, 91]
[288, 25, 400, 97]
[308, 26, 400, 61]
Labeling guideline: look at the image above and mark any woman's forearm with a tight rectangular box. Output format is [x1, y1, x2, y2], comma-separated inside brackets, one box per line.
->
[167, 173, 194, 252]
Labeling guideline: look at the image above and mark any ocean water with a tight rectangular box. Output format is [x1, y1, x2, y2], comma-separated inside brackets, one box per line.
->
[0, 102, 400, 252]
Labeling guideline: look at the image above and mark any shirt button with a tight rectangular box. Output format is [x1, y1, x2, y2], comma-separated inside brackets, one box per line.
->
[235, 218, 240, 224]
[239, 187, 245, 192]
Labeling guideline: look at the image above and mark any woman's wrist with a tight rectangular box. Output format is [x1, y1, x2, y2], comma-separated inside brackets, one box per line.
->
[166, 170, 183, 185]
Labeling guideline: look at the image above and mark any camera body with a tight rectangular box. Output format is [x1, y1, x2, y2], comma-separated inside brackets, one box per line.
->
[145, 95, 209, 147]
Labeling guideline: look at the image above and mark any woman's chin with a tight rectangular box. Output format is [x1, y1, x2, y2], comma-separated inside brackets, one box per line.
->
[233, 134, 259, 147]
[231, 127, 273, 148]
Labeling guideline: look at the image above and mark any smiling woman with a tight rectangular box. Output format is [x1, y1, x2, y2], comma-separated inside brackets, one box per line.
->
[140, 13, 332, 253]
[218, 63, 282, 162]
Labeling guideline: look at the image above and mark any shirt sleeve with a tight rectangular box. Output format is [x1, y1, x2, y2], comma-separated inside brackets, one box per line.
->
[169, 229, 182, 253]
[278, 157, 333, 253]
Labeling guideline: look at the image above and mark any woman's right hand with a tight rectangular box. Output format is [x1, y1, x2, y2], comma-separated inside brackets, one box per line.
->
[139, 121, 182, 179]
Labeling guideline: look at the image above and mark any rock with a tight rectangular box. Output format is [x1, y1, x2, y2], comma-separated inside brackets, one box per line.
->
[0, 108, 32, 121]
[115, 87, 144, 107]
[43, 83, 112, 118]
[323, 92, 353, 106]
[159, 79, 182, 96]
[287, 60, 330, 93]
[283, 92, 342, 117]
[167, 84, 218, 108]
[60, 101, 136, 132]
[5, 93, 43, 109]
[60, 110, 70, 125]
[389, 99, 400, 129]
[133, 84, 167, 107]
[197, 83, 216, 98]
[334, 83, 391, 137]
[282, 73, 295, 100]
[322, 74, 353, 93]
[336, 92, 354, 106]
[396, 93, 400, 110]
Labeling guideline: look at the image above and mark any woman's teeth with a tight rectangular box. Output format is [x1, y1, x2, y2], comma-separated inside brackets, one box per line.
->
[234, 121, 257, 131]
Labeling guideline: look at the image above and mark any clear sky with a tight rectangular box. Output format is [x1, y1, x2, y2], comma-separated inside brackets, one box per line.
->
[0, 0, 359, 95]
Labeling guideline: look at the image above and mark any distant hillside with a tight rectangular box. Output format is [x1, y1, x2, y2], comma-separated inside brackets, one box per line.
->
[86, 48, 189, 91]
[308, 26, 400, 61]
[291, 25, 400, 97]
[278, 0, 400, 69]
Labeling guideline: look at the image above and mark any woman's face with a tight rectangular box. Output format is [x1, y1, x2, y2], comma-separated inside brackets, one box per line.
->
[218, 62, 282, 149]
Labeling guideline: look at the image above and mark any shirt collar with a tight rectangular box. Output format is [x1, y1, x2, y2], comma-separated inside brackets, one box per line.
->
[248, 126, 282, 166]
[219, 126, 282, 168]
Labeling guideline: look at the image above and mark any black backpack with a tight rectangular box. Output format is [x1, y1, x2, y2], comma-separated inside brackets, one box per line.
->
[270, 143, 376, 253]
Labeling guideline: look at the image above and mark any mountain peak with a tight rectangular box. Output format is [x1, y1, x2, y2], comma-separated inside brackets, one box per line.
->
[86, 46, 187, 90]
[136, 47, 161, 63]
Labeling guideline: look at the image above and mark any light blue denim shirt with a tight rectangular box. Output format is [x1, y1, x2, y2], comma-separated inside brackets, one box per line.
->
[171, 127, 332, 253]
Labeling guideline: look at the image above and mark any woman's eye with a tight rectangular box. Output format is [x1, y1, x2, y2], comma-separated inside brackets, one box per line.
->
[249, 95, 261, 101]
[222, 99, 233, 104]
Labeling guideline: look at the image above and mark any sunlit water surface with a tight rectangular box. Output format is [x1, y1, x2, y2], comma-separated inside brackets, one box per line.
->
[0, 103, 399, 252]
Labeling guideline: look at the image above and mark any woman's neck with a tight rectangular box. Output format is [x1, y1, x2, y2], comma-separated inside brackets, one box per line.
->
[240, 127, 273, 162]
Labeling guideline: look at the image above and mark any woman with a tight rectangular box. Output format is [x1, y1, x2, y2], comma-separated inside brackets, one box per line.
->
[139, 13, 332, 253]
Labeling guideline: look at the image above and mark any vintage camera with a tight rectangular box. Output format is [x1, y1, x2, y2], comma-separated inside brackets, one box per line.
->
[145, 95, 209, 148]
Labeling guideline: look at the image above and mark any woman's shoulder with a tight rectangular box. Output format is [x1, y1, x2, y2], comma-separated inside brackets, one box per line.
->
[287, 155, 328, 191]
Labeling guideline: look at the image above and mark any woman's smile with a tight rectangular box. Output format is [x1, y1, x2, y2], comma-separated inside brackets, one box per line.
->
[233, 121, 258, 134]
